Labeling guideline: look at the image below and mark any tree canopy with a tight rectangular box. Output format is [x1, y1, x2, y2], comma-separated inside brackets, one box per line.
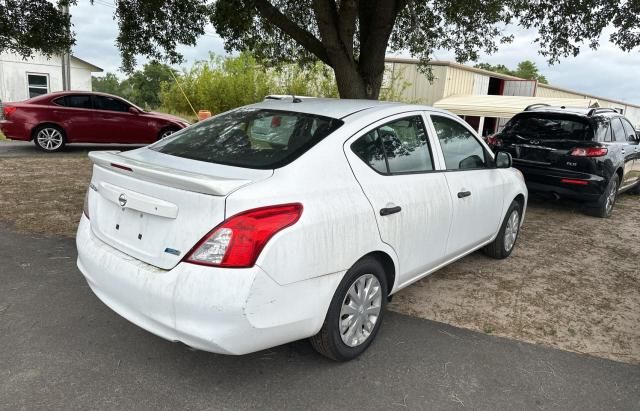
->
[4, 1, 640, 99]
[475, 60, 548, 84]
[92, 61, 176, 109]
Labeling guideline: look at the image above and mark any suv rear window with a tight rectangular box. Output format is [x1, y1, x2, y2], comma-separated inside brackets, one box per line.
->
[151, 108, 343, 169]
[502, 114, 593, 141]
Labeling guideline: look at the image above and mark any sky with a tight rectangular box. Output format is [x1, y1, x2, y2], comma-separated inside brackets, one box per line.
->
[71, 1, 640, 105]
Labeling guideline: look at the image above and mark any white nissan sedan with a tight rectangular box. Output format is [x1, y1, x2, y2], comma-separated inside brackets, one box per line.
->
[76, 97, 527, 361]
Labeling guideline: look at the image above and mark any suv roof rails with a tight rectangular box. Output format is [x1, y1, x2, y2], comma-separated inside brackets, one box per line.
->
[587, 107, 619, 117]
[524, 103, 550, 111]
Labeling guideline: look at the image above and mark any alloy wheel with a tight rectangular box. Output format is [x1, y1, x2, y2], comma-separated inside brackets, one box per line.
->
[503, 209, 520, 252]
[339, 274, 382, 347]
[36, 128, 63, 151]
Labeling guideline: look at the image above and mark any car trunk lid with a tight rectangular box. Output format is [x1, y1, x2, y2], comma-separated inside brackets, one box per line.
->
[87, 150, 272, 270]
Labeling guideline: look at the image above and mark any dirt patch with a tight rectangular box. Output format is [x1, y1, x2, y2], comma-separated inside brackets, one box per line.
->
[389, 196, 640, 364]
[0, 155, 92, 236]
[0, 153, 639, 364]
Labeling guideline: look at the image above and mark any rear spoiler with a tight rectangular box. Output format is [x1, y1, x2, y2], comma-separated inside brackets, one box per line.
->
[88, 151, 252, 196]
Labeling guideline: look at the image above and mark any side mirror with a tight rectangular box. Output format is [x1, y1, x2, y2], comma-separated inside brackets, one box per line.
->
[128, 107, 139, 115]
[495, 151, 512, 168]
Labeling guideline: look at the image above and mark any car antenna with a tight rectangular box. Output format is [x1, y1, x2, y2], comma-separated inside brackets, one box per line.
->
[291, 94, 302, 103]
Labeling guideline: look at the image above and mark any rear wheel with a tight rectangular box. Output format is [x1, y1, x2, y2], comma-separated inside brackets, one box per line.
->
[588, 175, 619, 218]
[310, 257, 387, 361]
[482, 200, 522, 259]
[34, 125, 65, 152]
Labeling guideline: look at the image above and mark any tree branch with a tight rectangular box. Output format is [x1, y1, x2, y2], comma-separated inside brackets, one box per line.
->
[253, 0, 330, 65]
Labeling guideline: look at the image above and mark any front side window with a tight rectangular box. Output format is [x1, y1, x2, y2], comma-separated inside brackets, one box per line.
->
[432, 115, 488, 170]
[621, 118, 637, 142]
[27, 73, 49, 98]
[93, 95, 129, 112]
[351, 116, 434, 174]
[152, 108, 343, 169]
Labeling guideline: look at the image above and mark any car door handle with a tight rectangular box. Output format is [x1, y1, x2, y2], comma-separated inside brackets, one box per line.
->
[380, 206, 402, 216]
[457, 191, 472, 198]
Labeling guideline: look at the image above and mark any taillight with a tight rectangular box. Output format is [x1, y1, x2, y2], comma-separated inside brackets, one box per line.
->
[185, 203, 303, 268]
[3, 106, 16, 118]
[569, 147, 608, 157]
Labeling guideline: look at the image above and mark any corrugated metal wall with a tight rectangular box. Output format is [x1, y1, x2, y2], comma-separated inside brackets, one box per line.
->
[385, 62, 448, 104]
[535, 85, 582, 99]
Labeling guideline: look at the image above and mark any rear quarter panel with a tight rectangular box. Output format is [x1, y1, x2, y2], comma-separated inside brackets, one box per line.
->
[225, 128, 398, 287]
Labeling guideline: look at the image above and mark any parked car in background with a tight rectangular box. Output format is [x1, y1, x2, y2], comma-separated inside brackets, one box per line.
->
[77, 97, 527, 361]
[0, 91, 190, 152]
[489, 105, 640, 217]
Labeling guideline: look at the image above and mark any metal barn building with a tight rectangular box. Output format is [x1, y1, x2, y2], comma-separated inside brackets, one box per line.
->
[384, 57, 640, 134]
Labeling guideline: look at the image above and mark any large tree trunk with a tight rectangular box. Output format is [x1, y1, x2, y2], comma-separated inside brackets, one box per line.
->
[332, 60, 385, 100]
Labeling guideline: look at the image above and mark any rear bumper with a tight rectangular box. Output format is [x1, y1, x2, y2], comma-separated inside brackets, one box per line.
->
[514, 162, 606, 202]
[0, 120, 31, 141]
[76, 216, 341, 355]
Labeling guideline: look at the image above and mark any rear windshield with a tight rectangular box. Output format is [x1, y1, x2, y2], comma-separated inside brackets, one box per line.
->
[502, 114, 593, 141]
[151, 108, 343, 169]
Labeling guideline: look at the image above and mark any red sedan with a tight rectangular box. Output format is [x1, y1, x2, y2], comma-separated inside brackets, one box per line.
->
[0, 91, 190, 152]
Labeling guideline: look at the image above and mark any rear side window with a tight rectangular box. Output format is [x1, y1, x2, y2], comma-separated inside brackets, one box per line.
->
[152, 108, 343, 169]
[431, 115, 488, 170]
[54, 95, 92, 109]
[611, 118, 625, 142]
[351, 116, 434, 174]
[503, 114, 593, 141]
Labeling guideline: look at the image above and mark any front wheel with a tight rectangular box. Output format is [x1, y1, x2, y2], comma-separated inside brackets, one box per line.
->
[310, 257, 387, 361]
[483, 200, 522, 259]
[34, 125, 65, 152]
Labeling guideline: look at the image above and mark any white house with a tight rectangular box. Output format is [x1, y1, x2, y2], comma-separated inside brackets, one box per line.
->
[0, 52, 103, 102]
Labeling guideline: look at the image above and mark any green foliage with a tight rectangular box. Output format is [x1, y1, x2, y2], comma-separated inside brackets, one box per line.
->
[0, 0, 74, 57]
[92, 62, 176, 109]
[92, 73, 125, 96]
[474, 60, 548, 84]
[158, 53, 414, 116]
[121, 61, 177, 109]
[159, 52, 275, 115]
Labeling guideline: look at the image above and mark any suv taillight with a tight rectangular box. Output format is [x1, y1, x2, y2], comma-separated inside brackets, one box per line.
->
[2, 106, 16, 119]
[569, 147, 608, 157]
[185, 203, 303, 268]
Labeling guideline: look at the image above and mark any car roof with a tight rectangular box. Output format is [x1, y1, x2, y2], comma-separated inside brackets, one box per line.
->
[248, 96, 446, 119]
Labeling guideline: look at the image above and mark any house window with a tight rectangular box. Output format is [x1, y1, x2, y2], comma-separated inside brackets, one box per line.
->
[27, 73, 49, 98]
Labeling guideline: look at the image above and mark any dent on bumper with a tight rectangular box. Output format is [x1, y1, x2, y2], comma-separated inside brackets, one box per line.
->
[76, 216, 342, 355]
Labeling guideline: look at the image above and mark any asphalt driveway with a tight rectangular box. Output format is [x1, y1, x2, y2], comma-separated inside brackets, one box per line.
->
[1, 226, 638, 410]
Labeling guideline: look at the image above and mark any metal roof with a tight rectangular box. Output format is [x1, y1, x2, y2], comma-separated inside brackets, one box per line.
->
[433, 95, 599, 119]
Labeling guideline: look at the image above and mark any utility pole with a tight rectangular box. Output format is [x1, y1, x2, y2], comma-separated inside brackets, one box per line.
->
[60, 2, 71, 91]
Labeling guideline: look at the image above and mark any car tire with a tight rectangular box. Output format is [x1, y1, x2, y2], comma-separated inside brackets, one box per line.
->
[158, 127, 180, 140]
[482, 200, 522, 259]
[310, 257, 388, 361]
[587, 175, 619, 218]
[33, 125, 66, 152]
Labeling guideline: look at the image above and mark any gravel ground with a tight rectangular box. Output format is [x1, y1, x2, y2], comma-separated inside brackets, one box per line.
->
[1, 152, 638, 364]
